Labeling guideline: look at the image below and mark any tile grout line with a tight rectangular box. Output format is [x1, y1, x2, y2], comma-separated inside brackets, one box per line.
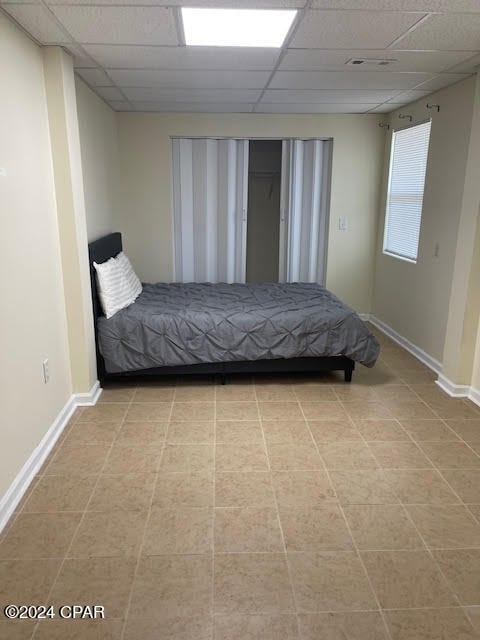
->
[299, 397, 396, 640]
[32, 385, 138, 640]
[118, 381, 174, 640]
[360, 392, 480, 631]
[212, 378, 217, 639]
[255, 381, 301, 629]
[401, 382, 480, 516]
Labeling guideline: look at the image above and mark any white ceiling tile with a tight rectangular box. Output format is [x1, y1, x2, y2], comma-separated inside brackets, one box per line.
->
[446, 53, 480, 73]
[107, 101, 132, 111]
[262, 89, 400, 102]
[94, 86, 125, 101]
[121, 87, 261, 102]
[50, 6, 178, 45]
[291, 9, 424, 49]
[410, 72, 470, 91]
[108, 69, 269, 89]
[255, 103, 377, 113]
[280, 49, 476, 73]
[153, 0, 304, 5]
[3, 4, 69, 43]
[62, 43, 97, 67]
[83, 45, 279, 71]
[385, 89, 432, 103]
[311, 0, 480, 10]
[1, 0, 41, 4]
[75, 68, 113, 86]
[130, 102, 255, 112]
[395, 14, 480, 50]
[48, 0, 303, 5]
[269, 70, 433, 90]
[369, 103, 398, 113]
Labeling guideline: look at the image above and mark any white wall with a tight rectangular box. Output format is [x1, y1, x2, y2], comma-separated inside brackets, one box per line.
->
[0, 15, 71, 497]
[76, 77, 118, 242]
[372, 77, 476, 363]
[116, 113, 385, 313]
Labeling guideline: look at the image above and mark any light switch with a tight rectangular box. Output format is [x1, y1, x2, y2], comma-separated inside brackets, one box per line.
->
[339, 217, 348, 231]
[0, 168, 6, 177]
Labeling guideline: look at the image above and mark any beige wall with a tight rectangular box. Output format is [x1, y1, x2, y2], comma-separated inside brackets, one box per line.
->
[372, 77, 476, 363]
[0, 15, 71, 497]
[116, 113, 385, 313]
[441, 72, 480, 387]
[76, 77, 118, 242]
[43, 47, 97, 392]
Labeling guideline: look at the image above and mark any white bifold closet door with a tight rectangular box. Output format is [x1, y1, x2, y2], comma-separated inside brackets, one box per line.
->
[172, 138, 249, 283]
[279, 139, 332, 284]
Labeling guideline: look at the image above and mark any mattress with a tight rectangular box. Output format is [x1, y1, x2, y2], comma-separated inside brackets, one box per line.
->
[97, 282, 380, 373]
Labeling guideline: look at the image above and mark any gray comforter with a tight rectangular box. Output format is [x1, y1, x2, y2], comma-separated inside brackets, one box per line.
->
[98, 282, 380, 373]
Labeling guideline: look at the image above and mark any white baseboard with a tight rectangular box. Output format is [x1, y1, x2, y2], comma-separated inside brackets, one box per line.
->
[0, 380, 101, 533]
[435, 374, 470, 398]
[436, 374, 480, 407]
[74, 379, 102, 406]
[364, 314, 480, 408]
[470, 387, 480, 406]
[368, 315, 442, 374]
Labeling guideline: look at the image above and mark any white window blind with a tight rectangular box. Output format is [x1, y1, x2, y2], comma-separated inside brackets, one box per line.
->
[383, 120, 431, 262]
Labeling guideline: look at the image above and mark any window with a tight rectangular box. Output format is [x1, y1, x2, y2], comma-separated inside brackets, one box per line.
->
[383, 120, 431, 262]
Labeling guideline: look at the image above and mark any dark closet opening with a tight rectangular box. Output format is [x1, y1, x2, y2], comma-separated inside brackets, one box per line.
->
[246, 139, 282, 283]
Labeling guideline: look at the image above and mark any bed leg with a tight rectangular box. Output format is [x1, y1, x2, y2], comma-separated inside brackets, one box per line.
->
[219, 371, 227, 386]
[344, 365, 353, 383]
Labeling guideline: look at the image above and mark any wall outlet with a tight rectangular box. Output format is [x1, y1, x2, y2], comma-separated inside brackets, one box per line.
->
[42, 359, 50, 384]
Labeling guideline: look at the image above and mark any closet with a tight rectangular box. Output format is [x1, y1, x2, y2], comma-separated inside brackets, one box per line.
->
[171, 137, 332, 285]
[246, 140, 282, 283]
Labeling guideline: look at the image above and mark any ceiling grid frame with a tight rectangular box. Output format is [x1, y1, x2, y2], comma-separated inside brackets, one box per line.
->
[1, 0, 479, 113]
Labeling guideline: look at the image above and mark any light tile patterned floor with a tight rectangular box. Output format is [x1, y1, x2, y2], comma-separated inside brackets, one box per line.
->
[2, 325, 480, 639]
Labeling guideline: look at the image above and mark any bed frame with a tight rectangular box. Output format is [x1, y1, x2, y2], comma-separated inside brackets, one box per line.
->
[88, 233, 355, 384]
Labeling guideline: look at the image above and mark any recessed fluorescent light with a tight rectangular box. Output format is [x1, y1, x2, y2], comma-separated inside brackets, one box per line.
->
[181, 8, 297, 48]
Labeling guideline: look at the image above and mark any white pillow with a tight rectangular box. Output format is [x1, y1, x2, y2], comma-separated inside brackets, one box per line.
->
[116, 251, 142, 299]
[93, 253, 142, 319]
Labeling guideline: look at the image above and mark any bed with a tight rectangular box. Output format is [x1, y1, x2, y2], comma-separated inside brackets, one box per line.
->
[88, 233, 379, 383]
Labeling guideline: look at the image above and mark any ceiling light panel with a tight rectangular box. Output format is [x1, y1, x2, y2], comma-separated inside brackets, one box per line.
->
[181, 8, 297, 48]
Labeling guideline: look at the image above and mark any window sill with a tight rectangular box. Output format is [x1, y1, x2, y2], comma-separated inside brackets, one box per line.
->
[383, 250, 417, 264]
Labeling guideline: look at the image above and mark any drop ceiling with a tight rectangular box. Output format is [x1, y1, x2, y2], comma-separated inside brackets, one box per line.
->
[2, 0, 480, 113]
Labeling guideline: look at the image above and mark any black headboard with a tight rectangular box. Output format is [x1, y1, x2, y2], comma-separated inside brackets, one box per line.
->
[88, 232, 123, 380]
